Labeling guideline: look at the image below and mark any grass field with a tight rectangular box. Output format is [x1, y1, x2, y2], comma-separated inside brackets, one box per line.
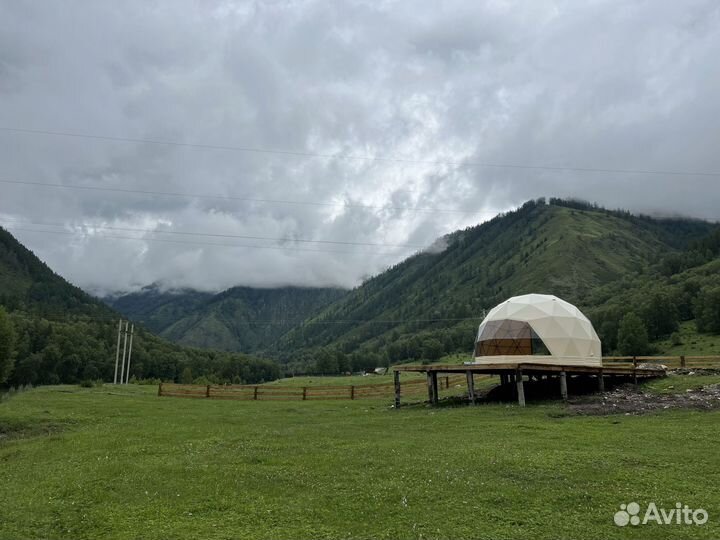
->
[654, 321, 720, 356]
[1, 378, 719, 539]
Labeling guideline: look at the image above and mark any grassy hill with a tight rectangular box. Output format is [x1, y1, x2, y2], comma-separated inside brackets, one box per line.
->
[0, 227, 279, 386]
[107, 286, 347, 353]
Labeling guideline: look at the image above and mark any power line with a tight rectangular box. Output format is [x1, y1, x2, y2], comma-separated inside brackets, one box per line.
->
[0, 217, 426, 249]
[0, 178, 483, 216]
[2, 125, 718, 177]
[5, 226, 416, 255]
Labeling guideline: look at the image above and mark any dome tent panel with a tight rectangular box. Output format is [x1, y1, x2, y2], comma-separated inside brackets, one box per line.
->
[473, 293, 602, 367]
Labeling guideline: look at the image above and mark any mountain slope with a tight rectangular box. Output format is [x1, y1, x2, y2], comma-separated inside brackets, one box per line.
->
[276, 199, 718, 364]
[0, 227, 279, 386]
[0, 227, 112, 319]
[107, 286, 347, 353]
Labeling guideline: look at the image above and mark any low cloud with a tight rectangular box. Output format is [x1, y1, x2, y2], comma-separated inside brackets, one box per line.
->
[0, 1, 718, 294]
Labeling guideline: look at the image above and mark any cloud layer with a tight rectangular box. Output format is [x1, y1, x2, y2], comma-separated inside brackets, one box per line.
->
[1, 0, 719, 294]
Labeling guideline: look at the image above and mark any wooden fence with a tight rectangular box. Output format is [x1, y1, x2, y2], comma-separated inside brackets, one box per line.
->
[602, 355, 720, 369]
[158, 356, 720, 402]
[158, 374, 471, 401]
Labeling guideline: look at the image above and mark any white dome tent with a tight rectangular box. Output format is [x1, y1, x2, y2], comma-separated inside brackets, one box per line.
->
[473, 294, 601, 367]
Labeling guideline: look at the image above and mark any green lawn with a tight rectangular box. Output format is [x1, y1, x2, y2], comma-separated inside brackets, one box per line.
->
[0, 383, 719, 540]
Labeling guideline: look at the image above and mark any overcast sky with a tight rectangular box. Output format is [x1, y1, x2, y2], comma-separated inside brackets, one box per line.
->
[1, 1, 719, 295]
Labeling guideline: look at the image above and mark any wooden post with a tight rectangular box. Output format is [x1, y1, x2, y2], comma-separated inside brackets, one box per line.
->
[466, 370, 476, 405]
[393, 371, 400, 409]
[632, 357, 638, 385]
[445, 376, 450, 389]
[597, 369, 605, 392]
[157, 382, 163, 397]
[206, 384, 211, 398]
[426, 372, 434, 404]
[302, 387, 307, 400]
[253, 386, 259, 400]
[680, 355, 686, 368]
[431, 372, 439, 405]
[560, 371, 568, 401]
[351, 385, 356, 400]
[516, 369, 525, 407]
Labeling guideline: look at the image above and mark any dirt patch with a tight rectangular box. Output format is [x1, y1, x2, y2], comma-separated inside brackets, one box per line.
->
[566, 383, 720, 416]
[0, 419, 70, 443]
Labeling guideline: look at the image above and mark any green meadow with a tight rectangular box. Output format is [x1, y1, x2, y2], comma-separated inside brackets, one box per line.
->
[1, 378, 719, 540]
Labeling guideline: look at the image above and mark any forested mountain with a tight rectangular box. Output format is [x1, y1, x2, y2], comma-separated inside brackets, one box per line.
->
[0, 227, 279, 386]
[106, 286, 347, 353]
[273, 199, 720, 371]
[5, 198, 719, 382]
[103, 199, 720, 375]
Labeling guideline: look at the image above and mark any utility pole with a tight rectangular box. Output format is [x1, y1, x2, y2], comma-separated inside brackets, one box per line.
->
[120, 320, 129, 384]
[125, 324, 134, 384]
[113, 319, 122, 384]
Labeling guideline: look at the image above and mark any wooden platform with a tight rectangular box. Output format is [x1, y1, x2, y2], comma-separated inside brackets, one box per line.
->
[392, 362, 666, 408]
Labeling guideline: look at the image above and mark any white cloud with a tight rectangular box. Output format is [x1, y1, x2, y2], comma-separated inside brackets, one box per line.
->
[1, 0, 718, 294]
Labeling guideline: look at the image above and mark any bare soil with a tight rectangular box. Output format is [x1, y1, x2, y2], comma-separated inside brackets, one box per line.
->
[567, 382, 720, 416]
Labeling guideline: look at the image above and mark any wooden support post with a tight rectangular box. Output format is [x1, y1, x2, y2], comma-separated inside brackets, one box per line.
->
[516, 369, 525, 407]
[466, 370, 476, 405]
[597, 370, 605, 392]
[351, 385, 356, 400]
[426, 372, 434, 404]
[560, 371, 568, 401]
[393, 371, 400, 409]
[158, 382, 163, 397]
[509, 372, 517, 398]
[632, 357, 638, 385]
[431, 372, 439, 405]
[206, 384, 211, 398]
[302, 387, 307, 401]
[445, 376, 450, 389]
[253, 386, 259, 400]
[680, 355, 686, 368]
[500, 373, 506, 386]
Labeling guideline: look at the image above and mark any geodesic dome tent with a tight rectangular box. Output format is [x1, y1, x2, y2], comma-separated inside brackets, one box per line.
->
[473, 294, 601, 366]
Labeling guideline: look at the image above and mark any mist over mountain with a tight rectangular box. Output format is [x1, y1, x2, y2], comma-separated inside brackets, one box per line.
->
[106, 199, 720, 373]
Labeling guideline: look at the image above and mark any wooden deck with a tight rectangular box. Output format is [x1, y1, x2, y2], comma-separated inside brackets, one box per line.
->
[392, 362, 666, 408]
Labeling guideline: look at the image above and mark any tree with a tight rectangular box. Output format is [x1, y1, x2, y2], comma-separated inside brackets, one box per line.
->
[421, 338, 444, 361]
[180, 366, 193, 384]
[313, 348, 338, 375]
[0, 307, 15, 383]
[641, 291, 679, 340]
[616, 312, 649, 356]
[694, 287, 720, 334]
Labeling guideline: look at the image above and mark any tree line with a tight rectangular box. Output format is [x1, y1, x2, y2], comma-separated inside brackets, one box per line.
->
[0, 310, 280, 387]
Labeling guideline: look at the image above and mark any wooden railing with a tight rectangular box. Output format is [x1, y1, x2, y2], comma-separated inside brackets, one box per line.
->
[158, 374, 471, 401]
[603, 355, 720, 369]
[158, 357, 720, 402]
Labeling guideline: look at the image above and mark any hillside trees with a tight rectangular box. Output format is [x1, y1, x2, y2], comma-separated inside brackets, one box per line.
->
[0, 307, 15, 383]
[694, 287, 720, 334]
[617, 313, 650, 355]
